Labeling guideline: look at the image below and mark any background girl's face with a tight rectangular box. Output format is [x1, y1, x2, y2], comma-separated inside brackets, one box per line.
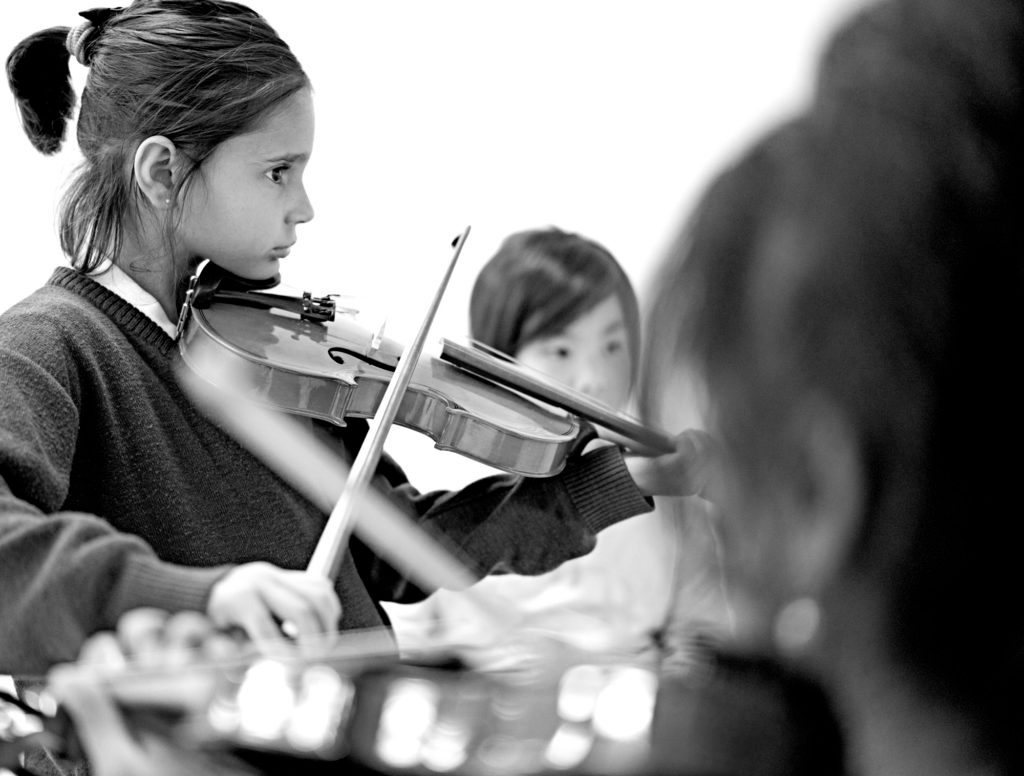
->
[514, 294, 633, 409]
[177, 88, 315, 281]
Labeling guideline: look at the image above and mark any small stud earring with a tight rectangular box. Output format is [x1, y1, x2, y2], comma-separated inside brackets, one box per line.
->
[773, 596, 821, 655]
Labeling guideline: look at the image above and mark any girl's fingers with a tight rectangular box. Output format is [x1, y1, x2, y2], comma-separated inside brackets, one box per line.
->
[115, 607, 171, 665]
[207, 564, 342, 646]
[235, 602, 292, 652]
[294, 575, 343, 633]
[257, 582, 328, 641]
[201, 629, 249, 662]
[76, 631, 129, 671]
[162, 609, 219, 649]
[159, 610, 223, 667]
[282, 574, 343, 636]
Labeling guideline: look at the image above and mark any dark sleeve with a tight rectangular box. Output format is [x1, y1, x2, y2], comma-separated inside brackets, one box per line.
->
[0, 321, 227, 676]
[330, 420, 653, 605]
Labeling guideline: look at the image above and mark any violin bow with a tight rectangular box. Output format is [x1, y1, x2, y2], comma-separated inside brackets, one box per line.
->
[306, 225, 472, 580]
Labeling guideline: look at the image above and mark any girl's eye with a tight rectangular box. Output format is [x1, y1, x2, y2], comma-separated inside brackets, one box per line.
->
[549, 345, 571, 359]
[605, 340, 625, 355]
[267, 165, 290, 184]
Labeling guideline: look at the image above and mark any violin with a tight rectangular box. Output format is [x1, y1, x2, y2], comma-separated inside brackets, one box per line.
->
[176, 261, 581, 478]
[175, 262, 674, 479]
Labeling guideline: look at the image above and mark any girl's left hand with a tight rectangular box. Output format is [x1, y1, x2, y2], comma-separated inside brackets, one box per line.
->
[624, 428, 721, 500]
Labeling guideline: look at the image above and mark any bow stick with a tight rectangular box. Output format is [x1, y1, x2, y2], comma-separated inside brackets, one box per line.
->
[307, 225, 471, 580]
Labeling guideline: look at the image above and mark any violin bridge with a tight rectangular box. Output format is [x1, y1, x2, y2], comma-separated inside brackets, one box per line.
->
[370, 318, 387, 352]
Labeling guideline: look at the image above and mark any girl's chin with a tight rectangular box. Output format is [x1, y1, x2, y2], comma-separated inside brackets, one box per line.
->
[207, 258, 280, 281]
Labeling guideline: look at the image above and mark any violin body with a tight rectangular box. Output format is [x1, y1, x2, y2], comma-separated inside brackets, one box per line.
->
[177, 264, 580, 477]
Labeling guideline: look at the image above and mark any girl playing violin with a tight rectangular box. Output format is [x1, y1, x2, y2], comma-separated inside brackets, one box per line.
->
[386, 227, 733, 667]
[0, 0, 708, 698]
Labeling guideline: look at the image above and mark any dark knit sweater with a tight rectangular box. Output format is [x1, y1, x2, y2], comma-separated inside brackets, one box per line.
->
[0, 267, 650, 675]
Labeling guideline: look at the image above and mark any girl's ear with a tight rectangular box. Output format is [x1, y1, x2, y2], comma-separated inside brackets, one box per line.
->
[133, 135, 178, 208]
[785, 394, 864, 592]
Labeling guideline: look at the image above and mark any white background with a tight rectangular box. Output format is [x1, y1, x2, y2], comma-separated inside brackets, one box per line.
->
[2, 1, 867, 489]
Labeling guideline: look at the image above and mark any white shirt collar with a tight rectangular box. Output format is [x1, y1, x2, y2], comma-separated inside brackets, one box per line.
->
[89, 262, 179, 338]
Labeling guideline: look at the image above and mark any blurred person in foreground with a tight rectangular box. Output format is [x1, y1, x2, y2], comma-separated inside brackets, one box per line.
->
[641, 0, 1024, 773]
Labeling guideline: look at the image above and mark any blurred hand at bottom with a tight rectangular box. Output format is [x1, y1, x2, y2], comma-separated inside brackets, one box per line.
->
[46, 608, 261, 776]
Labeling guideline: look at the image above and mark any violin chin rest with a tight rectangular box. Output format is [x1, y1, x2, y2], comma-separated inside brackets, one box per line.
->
[210, 264, 282, 292]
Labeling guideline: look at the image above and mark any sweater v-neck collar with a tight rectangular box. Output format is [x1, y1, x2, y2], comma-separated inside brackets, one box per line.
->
[47, 266, 178, 356]
[88, 263, 178, 339]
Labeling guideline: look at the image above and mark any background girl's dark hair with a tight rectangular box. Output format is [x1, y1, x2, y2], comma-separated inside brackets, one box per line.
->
[469, 226, 641, 381]
[5, 0, 309, 273]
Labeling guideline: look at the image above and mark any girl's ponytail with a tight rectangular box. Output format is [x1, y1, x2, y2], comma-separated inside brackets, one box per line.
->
[5, 28, 76, 155]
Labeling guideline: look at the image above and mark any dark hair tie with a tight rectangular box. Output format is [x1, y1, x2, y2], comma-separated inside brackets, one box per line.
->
[65, 6, 124, 66]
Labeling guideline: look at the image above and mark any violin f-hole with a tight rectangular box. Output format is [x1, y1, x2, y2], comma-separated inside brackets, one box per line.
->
[328, 347, 397, 372]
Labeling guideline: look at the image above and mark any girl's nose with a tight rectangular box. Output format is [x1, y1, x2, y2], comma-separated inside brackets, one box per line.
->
[572, 361, 608, 402]
[290, 185, 314, 225]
